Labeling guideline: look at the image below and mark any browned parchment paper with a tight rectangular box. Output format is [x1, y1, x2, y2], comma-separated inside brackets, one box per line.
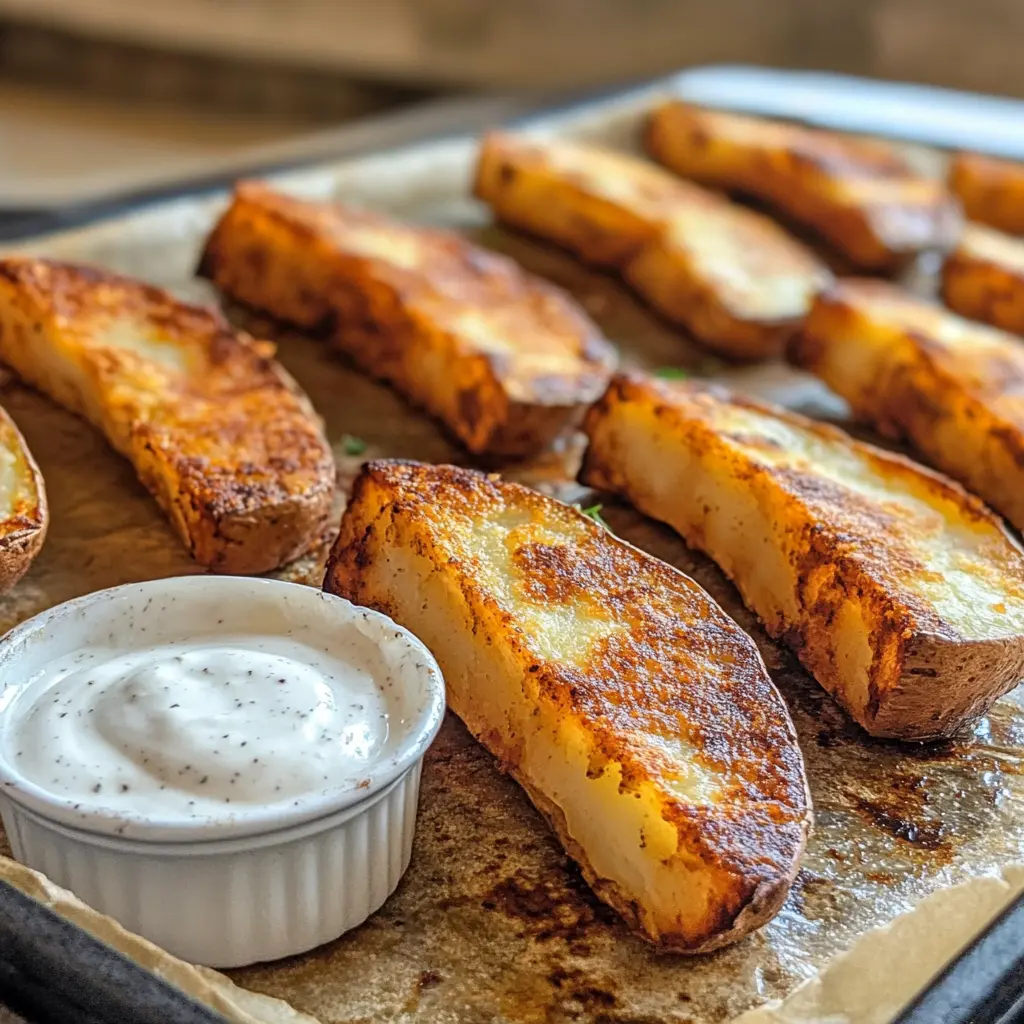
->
[2, 83, 1023, 1024]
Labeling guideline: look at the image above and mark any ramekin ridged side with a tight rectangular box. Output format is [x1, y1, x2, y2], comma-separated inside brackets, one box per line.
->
[1, 763, 422, 968]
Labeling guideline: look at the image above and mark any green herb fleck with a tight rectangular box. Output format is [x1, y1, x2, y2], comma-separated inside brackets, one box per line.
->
[576, 503, 610, 530]
[654, 366, 688, 380]
[342, 434, 367, 456]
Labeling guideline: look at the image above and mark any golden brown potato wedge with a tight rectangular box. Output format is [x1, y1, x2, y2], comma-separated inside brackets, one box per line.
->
[627, 203, 833, 360]
[0, 258, 334, 574]
[941, 221, 1024, 334]
[474, 130, 701, 267]
[198, 182, 615, 458]
[949, 152, 1024, 235]
[473, 132, 831, 360]
[646, 101, 962, 271]
[0, 406, 46, 592]
[325, 459, 810, 952]
[793, 278, 1024, 536]
[582, 374, 1024, 740]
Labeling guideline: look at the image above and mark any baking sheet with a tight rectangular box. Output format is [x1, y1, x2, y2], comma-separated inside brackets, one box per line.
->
[3, 74, 1024, 1024]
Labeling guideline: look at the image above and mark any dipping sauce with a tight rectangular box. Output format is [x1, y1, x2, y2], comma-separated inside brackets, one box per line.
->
[4, 637, 390, 821]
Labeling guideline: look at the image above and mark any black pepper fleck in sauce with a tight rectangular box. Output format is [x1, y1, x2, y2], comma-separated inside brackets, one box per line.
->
[7, 628, 403, 823]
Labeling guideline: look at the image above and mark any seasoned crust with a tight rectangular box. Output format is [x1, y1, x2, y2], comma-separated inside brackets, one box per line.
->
[473, 132, 830, 360]
[324, 459, 810, 952]
[199, 182, 616, 458]
[0, 258, 334, 574]
[793, 278, 1024, 535]
[0, 405, 47, 593]
[949, 152, 1024, 235]
[581, 374, 1024, 739]
[645, 101, 962, 271]
[941, 222, 1024, 335]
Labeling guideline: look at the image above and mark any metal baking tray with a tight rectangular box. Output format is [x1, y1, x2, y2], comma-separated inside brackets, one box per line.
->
[3, 66, 1024, 1024]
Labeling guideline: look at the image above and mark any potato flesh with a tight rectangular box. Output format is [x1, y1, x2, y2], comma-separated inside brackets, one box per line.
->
[0, 429, 34, 520]
[582, 378, 1024, 738]
[942, 223, 1024, 334]
[654, 206, 828, 322]
[199, 183, 615, 457]
[0, 259, 333, 574]
[584, 392, 876, 717]
[724, 404, 1024, 638]
[645, 102, 960, 269]
[0, 404, 47, 591]
[326, 462, 810, 950]
[949, 152, 1024, 235]
[798, 281, 1024, 534]
[369, 540, 718, 931]
[474, 133, 829, 358]
[955, 223, 1024, 273]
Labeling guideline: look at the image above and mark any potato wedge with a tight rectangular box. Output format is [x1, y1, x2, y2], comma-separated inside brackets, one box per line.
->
[941, 221, 1024, 334]
[0, 405, 47, 592]
[793, 278, 1024, 536]
[949, 152, 1024, 235]
[473, 132, 831, 360]
[324, 459, 810, 952]
[474, 131, 703, 267]
[646, 101, 962, 271]
[581, 374, 1024, 740]
[627, 202, 833, 360]
[0, 258, 334, 574]
[199, 182, 615, 458]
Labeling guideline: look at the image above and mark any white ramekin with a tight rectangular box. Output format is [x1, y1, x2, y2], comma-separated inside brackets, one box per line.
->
[0, 576, 445, 967]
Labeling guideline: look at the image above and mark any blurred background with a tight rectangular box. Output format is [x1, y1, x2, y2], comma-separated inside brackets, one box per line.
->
[0, 0, 1022, 216]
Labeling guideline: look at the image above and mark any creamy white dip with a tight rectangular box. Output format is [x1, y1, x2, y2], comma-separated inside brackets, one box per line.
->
[4, 636, 391, 821]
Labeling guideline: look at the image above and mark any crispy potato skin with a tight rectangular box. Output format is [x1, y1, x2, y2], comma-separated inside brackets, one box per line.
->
[0, 407, 47, 593]
[581, 375, 1024, 740]
[0, 258, 334, 574]
[645, 102, 962, 271]
[941, 222, 1024, 334]
[473, 132, 831, 360]
[793, 278, 1024, 535]
[199, 182, 615, 458]
[949, 152, 1024, 235]
[324, 460, 810, 952]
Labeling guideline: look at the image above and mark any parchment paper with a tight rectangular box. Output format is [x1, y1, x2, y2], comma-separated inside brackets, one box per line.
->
[2, 80, 1022, 1024]
[0, 856, 322, 1024]
[733, 865, 1024, 1024]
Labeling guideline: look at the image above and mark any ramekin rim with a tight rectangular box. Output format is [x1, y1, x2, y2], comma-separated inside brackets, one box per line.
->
[0, 576, 445, 842]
